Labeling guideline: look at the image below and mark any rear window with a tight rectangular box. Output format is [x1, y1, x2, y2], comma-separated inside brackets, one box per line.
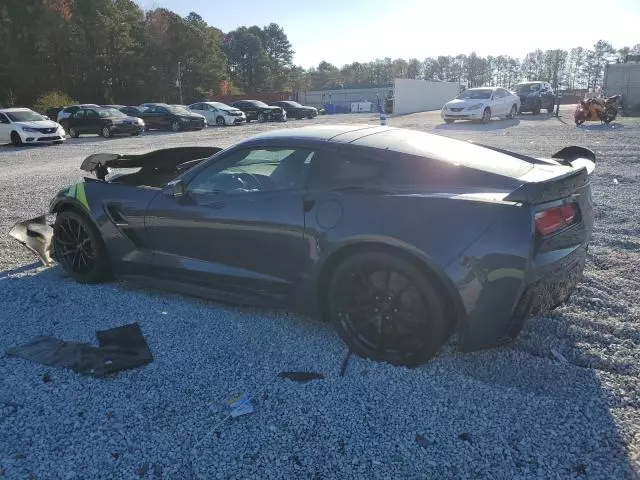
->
[353, 130, 534, 179]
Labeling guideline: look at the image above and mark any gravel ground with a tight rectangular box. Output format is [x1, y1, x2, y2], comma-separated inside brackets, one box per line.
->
[0, 109, 639, 479]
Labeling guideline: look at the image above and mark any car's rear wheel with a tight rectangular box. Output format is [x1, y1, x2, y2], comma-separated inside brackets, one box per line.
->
[257, 113, 267, 123]
[508, 105, 517, 119]
[328, 251, 449, 366]
[100, 126, 111, 138]
[69, 127, 80, 138]
[216, 116, 225, 126]
[481, 108, 491, 123]
[53, 209, 111, 284]
[10, 131, 23, 147]
[170, 120, 181, 132]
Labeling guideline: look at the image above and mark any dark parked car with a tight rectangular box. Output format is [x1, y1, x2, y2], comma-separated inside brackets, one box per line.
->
[57, 104, 100, 122]
[138, 103, 205, 132]
[119, 106, 144, 118]
[10, 125, 596, 366]
[231, 100, 286, 123]
[44, 106, 64, 120]
[270, 100, 318, 120]
[512, 81, 556, 114]
[61, 107, 144, 138]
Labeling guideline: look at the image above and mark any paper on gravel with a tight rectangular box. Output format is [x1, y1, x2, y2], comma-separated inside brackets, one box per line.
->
[228, 394, 254, 418]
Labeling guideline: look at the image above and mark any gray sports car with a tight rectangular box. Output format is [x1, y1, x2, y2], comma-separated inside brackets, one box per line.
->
[10, 125, 596, 366]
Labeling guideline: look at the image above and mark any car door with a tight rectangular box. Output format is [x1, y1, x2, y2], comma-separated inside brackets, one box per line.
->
[0, 113, 11, 142]
[201, 104, 217, 124]
[67, 109, 84, 132]
[145, 145, 316, 300]
[84, 109, 101, 133]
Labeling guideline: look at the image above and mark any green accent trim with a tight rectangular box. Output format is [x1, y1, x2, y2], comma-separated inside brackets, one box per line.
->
[75, 182, 90, 211]
[63, 182, 90, 211]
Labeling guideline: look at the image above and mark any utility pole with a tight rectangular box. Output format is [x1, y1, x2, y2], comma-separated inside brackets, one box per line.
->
[176, 61, 183, 104]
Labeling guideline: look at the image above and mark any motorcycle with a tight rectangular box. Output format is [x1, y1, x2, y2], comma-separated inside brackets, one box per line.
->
[574, 94, 622, 126]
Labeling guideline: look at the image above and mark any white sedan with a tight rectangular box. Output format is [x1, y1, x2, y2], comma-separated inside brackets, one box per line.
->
[441, 87, 520, 124]
[0, 108, 66, 147]
[188, 101, 247, 126]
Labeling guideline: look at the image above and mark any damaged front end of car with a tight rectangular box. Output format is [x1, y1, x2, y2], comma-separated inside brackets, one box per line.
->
[9, 146, 222, 266]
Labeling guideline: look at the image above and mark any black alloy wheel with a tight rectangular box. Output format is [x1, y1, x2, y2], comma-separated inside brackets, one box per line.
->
[53, 210, 111, 283]
[328, 252, 448, 366]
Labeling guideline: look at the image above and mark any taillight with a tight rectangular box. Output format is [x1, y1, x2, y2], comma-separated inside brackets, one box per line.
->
[535, 203, 577, 236]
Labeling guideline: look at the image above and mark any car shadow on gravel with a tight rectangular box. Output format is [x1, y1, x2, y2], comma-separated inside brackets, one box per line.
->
[435, 119, 520, 132]
[577, 122, 626, 131]
[515, 113, 557, 121]
[0, 143, 63, 153]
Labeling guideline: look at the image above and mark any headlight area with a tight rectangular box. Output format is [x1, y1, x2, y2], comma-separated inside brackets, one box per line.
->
[136, 118, 145, 126]
[21, 126, 40, 133]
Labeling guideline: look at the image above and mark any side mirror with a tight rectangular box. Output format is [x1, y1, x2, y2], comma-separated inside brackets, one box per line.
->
[163, 180, 187, 198]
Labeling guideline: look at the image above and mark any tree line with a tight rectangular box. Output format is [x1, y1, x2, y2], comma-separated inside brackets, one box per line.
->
[1, 0, 639, 108]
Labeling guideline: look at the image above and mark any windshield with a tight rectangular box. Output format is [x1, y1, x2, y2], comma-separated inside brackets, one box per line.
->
[97, 108, 126, 118]
[6, 110, 47, 122]
[513, 83, 541, 93]
[249, 101, 269, 108]
[284, 101, 302, 107]
[168, 105, 192, 115]
[456, 89, 493, 100]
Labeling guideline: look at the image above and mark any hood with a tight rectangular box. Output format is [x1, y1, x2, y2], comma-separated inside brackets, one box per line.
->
[108, 115, 140, 124]
[14, 120, 62, 129]
[445, 98, 488, 108]
[261, 106, 282, 112]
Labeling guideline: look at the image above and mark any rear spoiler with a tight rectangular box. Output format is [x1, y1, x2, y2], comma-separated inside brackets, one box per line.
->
[81, 146, 223, 180]
[504, 146, 596, 204]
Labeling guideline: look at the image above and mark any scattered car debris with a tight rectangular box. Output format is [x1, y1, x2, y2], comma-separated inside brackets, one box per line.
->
[228, 394, 254, 418]
[340, 350, 352, 377]
[415, 434, 429, 449]
[613, 178, 619, 185]
[550, 348, 569, 364]
[278, 371, 324, 383]
[459, 432, 472, 443]
[6, 323, 152, 377]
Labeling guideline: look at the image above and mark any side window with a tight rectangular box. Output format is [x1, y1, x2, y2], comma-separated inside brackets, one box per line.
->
[73, 110, 85, 118]
[0, 113, 10, 124]
[187, 147, 315, 195]
[192, 104, 202, 110]
[86, 110, 99, 118]
[158, 107, 169, 114]
[310, 154, 390, 188]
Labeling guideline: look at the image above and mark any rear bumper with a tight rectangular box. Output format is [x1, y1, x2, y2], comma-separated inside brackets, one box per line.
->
[500, 245, 586, 343]
[110, 124, 143, 135]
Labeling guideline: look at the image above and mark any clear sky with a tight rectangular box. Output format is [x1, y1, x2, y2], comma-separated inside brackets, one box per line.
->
[137, 0, 640, 68]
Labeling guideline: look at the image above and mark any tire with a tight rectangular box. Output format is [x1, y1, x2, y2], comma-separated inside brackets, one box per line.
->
[307, 113, 314, 119]
[481, 108, 491, 124]
[53, 141, 64, 145]
[10, 131, 23, 147]
[602, 108, 617, 124]
[216, 116, 225, 126]
[575, 117, 585, 126]
[170, 120, 181, 132]
[131, 132, 140, 136]
[69, 127, 80, 138]
[100, 126, 111, 138]
[257, 113, 267, 123]
[507, 105, 517, 119]
[327, 251, 449, 366]
[53, 209, 111, 284]
[444, 119, 455, 124]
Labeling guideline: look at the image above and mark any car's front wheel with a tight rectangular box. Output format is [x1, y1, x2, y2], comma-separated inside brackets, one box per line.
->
[10, 131, 23, 147]
[481, 107, 491, 124]
[53, 209, 112, 284]
[216, 116, 226, 126]
[257, 113, 267, 123]
[69, 127, 80, 138]
[100, 126, 111, 138]
[507, 105, 517, 119]
[170, 120, 181, 132]
[328, 251, 449, 366]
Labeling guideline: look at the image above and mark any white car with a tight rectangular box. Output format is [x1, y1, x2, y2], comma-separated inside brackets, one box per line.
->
[188, 101, 247, 126]
[0, 108, 66, 147]
[441, 87, 520, 124]
[57, 104, 101, 122]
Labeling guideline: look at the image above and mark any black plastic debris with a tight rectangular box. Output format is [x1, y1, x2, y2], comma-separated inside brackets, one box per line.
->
[415, 434, 429, 450]
[278, 371, 325, 383]
[6, 323, 152, 378]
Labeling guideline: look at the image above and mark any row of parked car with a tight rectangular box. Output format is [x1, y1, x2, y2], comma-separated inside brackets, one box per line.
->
[440, 81, 558, 124]
[0, 99, 320, 147]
